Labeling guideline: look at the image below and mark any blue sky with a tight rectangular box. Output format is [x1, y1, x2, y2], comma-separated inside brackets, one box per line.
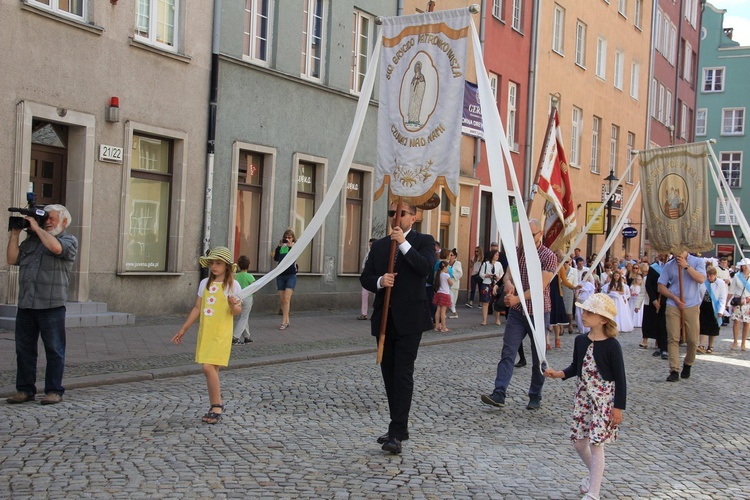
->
[710, 0, 750, 46]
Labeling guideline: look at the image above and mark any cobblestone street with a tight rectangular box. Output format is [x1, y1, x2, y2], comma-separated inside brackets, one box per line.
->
[1, 325, 749, 499]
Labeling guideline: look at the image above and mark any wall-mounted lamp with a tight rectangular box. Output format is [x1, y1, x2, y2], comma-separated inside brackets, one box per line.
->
[105, 96, 120, 123]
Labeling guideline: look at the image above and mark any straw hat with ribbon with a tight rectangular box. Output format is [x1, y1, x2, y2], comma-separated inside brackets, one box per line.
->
[575, 293, 618, 326]
[199, 247, 236, 271]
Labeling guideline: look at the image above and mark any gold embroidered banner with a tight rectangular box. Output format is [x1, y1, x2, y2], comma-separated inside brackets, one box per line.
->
[375, 9, 469, 205]
[639, 143, 714, 253]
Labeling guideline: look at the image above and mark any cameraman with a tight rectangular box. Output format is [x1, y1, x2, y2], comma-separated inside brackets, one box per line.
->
[6, 204, 77, 405]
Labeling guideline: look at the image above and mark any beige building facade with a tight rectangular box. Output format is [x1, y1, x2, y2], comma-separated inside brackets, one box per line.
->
[0, 1, 212, 315]
[532, 0, 650, 260]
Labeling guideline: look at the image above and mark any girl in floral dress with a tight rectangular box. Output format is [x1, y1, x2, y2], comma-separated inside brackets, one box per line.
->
[545, 294, 626, 500]
[172, 247, 242, 424]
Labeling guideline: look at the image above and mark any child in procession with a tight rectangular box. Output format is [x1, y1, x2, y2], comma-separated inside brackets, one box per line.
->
[433, 260, 453, 332]
[544, 293, 626, 500]
[172, 247, 242, 424]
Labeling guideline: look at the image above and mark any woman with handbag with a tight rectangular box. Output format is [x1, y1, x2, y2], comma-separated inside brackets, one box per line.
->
[479, 250, 504, 326]
[728, 258, 750, 351]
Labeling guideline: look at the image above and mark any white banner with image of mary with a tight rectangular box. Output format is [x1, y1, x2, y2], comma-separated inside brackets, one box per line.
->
[375, 9, 470, 205]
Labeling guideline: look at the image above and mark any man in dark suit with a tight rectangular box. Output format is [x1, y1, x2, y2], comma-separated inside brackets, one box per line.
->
[360, 202, 436, 454]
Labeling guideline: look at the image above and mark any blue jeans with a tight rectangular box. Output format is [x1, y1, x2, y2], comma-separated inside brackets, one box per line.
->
[492, 308, 546, 400]
[15, 306, 67, 396]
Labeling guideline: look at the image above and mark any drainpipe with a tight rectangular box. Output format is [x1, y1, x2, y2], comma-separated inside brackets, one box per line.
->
[642, 0, 659, 259]
[203, 0, 221, 257]
[397, 0, 403, 17]
[473, 0, 485, 178]
[523, 0, 540, 213]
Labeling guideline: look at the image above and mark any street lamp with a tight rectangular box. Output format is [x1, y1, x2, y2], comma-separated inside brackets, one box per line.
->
[605, 167, 619, 260]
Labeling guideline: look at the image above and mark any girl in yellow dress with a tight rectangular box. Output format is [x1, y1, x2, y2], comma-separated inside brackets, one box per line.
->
[172, 247, 242, 424]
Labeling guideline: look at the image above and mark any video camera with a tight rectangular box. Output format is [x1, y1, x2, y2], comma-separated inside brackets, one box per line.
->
[8, 191, 47, 231]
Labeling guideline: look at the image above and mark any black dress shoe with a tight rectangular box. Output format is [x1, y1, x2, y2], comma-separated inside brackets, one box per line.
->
[382, 437, 402, 454]
[652, 349, 662, 357]
[514, 360, 527, 368]
[666, 371, 680, 382]
[377, 432, 409, 444]
[680, 364, 692, 379]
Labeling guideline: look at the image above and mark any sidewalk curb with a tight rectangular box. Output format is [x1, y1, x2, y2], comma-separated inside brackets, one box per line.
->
[0, 330, 501, 397]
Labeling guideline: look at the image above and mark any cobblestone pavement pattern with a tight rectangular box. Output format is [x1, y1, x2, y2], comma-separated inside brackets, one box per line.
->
[1, 313, 749, 498]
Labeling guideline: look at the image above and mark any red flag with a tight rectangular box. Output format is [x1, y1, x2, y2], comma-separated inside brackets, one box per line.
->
[537, 109, 576, 251]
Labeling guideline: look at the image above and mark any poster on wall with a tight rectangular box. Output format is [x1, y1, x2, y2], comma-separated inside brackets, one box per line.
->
[586, 202, 605, 235]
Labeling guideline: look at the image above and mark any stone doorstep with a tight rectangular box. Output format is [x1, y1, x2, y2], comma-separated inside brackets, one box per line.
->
[0, 302, 136, 330]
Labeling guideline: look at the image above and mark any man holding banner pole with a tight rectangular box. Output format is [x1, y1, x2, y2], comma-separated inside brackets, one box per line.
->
[360, 202, 436, 454]
[481, 219, 557, 410]
[658, 251, 706, 382]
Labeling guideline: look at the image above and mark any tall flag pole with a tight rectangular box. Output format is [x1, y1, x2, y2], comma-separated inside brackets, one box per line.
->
[536, 107, 576, 252]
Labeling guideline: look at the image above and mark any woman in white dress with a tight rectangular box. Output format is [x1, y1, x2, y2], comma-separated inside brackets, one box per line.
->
[629, 274, 644, 328]
[603, 270, 633, 332]
[447, 249, 463, 319]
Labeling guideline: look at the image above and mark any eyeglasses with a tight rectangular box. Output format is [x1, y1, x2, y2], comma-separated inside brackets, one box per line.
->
[388, 210, 415, 218]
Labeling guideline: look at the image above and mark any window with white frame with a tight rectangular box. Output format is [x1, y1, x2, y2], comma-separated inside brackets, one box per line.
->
[662, 17, 670, 60]
[626, 132, 635, 183]
[235, 151, 266, 272]
[29, 0, 84, 20]
[596, 37, 607, 79]
[685, 0, 697, 27]
[668, 23, 677, 65]
[492, 0, 503, 20]
[720, 152, 742, 189]
[512, 0, 522, 30]
[614, 50, 624, 90]
[244, 0, 272, 63]
[680, 102, 688, 139]
[683, 42, 693, 82]
[552, 5, 565, 54]
[575, 21, 586, 67]
[591, 116, 601, 173]
[654, 9, 662, 53]
[342, 170, 364, 273]
[489, 72, 499, 102]
[630, 61, 639, 99]
[293, 157, 325, 273]
[722, 108, 745, 136]
[125, 133, 174, 272]
[350, 10, 374, 94]
[650, 79, 657, 118]
[571, 106, 582, 166]
[507, 82, 518, 150]
[703, 67, 725, 92]
[135, 0, 181, 51]
[695, 108, 707, 136]
[301, 0, 326, 80]
[665, 90, 672, 126]
[618, 0, 627, 17]
[609, 125, 619, 175]
[716, 197, 740, 225]
[634, 0, 643, 29]
[657, 84, 665, 123]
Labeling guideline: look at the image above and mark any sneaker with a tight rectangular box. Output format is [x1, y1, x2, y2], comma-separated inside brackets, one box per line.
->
[464, 302, 474, 308]
[40, 393, 63, 405]
[244, 337, 253, 343]
[661, 351, 668, 360]
[448, 314, 459, 319]
[232, 338, 244, 345]
[6, 392, 35, 404]
[526, 397, 541, 410]
[480, 393, 505, 407]
[666, 371, 680, 382]
[680, 364, 692, 379]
